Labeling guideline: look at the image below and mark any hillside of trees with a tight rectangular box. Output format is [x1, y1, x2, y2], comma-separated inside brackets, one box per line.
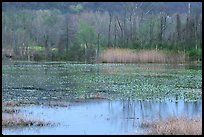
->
[2, 2, 202, 63]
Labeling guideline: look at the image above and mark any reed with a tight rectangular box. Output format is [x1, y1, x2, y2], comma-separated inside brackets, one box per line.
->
[100, 48, 186, 63]
[141, 116, 202, 135]
[2, 113, 53, 127]
[3, 100, 69, 107]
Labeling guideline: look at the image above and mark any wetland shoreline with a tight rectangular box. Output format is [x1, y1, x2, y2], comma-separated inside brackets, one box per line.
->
[2, 62, 202, 135]
[2, 98, 202, 135]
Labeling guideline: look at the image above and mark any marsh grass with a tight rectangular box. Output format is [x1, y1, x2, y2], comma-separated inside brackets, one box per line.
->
[3, 100, 36, 107]
[3, 100, 70, 107]
[141, 116, 202, 135]
[74, 93, 107, 102]
[2, 99, 66, 128]
[89, 93, 107, 99]
[100, 48, 185, 63]
[2, 107, 20, 114]
[2, 113, 53, 127]
[43, 101, 70, 107]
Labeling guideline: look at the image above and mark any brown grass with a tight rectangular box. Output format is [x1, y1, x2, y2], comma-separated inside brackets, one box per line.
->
[89, 93, 107, 99]
[3, 100, 69, 107]
[100, 48, 185, 63]
[44, 101, 69, 107]
[3, 100, 36, 107]
[141, 116, 202, 135]
[2, 113, 53, 127]
[2, 107, 20, 114]
[2, 100, 62, 128]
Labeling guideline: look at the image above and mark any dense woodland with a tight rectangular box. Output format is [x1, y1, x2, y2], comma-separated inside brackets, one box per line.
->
[2, 2, 202, 63]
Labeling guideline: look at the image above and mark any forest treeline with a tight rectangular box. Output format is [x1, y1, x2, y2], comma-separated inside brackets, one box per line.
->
[2, 2, 202, 63]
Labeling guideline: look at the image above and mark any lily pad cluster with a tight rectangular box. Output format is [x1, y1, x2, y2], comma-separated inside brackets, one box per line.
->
[2, 62, 202, 102]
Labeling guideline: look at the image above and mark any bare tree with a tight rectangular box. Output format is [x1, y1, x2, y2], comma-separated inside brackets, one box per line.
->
[176, 14, 181, 43]
[108, 11, 112, 47]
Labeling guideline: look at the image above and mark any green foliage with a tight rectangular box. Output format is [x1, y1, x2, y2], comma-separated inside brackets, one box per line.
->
[2, 4, 202, 62]
[76, 19, 98, 62]
[67, 45, 84, 61]
[70, 4, 83, 13]
[51, 48, 58, 52]
[33, 53, 44, 61]
[44, 14, 58, 26]
[132, 42, 141, 49]
[28, 44, 45, 52]
[187, 48, 202, 61]
[78, 19, 97, 44]
[56, 44, 84, 62]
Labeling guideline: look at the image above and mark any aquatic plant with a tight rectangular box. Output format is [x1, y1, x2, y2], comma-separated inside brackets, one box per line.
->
[2, 62, 202, 103]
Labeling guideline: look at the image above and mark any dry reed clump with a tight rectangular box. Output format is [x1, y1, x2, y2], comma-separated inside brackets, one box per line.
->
[43, 101, 69, 107]
[3, 100, 36, 107]
[2, 113, 53, 127]
[2, 107, 20, 114]
[89, 93, 107, 99]
[3, 100, 70, 108]
[100, 48, 185, 63]
[2, 100, 59, 128]
[141, 116, 202, 135]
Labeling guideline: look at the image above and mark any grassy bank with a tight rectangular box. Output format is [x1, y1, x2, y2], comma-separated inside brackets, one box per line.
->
[100, 48, 186, 63]
[141, 116, 202, 135]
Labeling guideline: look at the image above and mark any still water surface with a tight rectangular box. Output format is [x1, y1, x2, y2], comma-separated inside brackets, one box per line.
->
[2, 62, 202, 134]
[2, 99, 202, 135]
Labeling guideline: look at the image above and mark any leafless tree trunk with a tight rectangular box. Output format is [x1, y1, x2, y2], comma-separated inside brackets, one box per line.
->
[176, 14, 181, 43]
[123, 8, 127, 47]
[149, 19, 154, 48]
[108, 12, 112, 47]
[66, 23, 69, 54]
[159, 12, 167, 45]
[116, 17, 123, 47]
[96, 33, 100, 63]
[114, 17, 117, 48]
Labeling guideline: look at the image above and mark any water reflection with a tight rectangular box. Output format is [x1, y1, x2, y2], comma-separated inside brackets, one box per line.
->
[2, 62, 202, 134]
[2, 99, 202, 135]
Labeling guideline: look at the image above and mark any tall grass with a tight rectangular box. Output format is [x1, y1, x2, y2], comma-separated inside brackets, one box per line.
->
[100, 48, 186, 63]
[2, 100, 65, 128]
[2, 113, 52, 127]
[141, 116, 202, 135]
[3, 100, 69, 107]
[2, 104, 52, 127]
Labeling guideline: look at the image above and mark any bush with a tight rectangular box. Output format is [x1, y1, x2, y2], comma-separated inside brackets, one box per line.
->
[188, 48, 201, 61]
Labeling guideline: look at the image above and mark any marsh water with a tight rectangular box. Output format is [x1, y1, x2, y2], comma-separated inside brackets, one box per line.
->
[2, 61, 202, 135]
